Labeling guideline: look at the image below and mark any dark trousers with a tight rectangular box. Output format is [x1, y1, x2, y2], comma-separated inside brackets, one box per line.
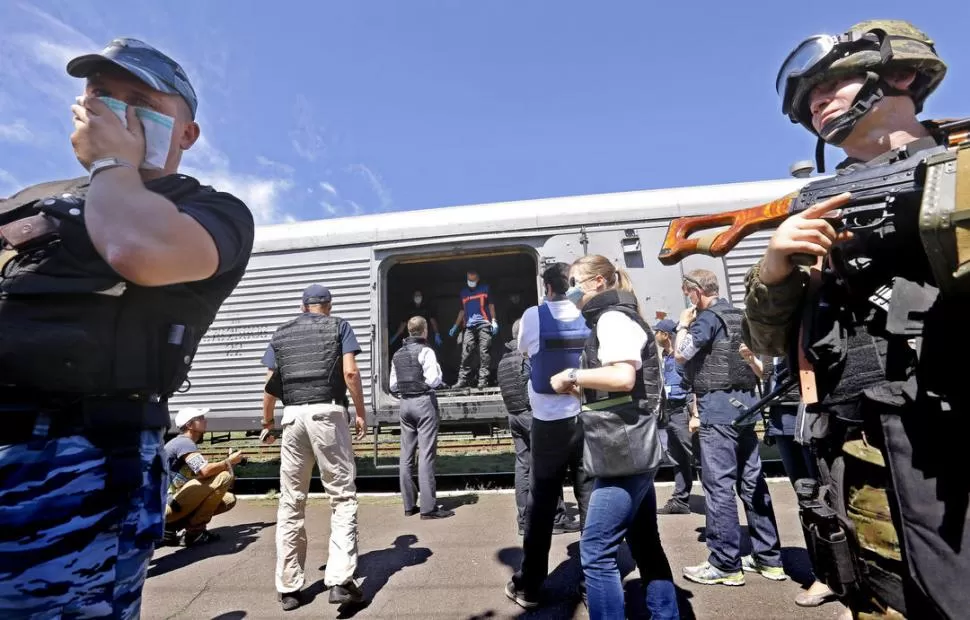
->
[514, 416, 593, 594]
[457, 324, 493, 387]
[774, 435, 818, 487]
[398, 393, 439, 514]
[508, 410, 566, 530]
[698, 422, 782, 572]
[662, 401, 693, 506]
[876, 406, 970, 619]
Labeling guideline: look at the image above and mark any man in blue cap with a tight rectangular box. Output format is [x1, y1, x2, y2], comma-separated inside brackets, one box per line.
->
[261, 284, 368, 610]
[0, 38, 254, 618]
[653, 318, 695, 515]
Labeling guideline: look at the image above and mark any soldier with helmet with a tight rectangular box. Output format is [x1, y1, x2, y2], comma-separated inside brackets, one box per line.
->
[745, 19, 969, 619]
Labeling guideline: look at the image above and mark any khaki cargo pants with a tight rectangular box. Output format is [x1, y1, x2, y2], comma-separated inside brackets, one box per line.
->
[166, 470, 237, 532]
[275, 403, 359, 593]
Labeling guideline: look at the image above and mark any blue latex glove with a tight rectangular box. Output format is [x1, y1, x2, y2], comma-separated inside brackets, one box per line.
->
[449, 325, 458, 338]
[434, 333, 443, 347]
[491, 320, 499, 335]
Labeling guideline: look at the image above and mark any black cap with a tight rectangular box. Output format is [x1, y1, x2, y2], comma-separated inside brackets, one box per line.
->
[653, 319, 678, 334]
[302, 284, 332, 305]
[67, 37, 198, 118]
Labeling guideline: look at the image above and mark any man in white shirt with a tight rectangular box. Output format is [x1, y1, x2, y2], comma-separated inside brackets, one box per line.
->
[506, 263, 593, 608]
[390, 316, 454, 519]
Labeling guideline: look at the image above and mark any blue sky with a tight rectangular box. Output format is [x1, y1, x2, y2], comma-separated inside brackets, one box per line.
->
[2, 1, 968, 224]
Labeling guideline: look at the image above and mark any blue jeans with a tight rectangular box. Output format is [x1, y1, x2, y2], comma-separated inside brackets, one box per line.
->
[0, 429, 166, 619]
[698, 423, 782, 572]
[580, 473, 678, 620]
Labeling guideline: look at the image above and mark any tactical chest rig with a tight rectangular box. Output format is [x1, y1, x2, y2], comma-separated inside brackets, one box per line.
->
[792, 121, 970, 617]
[794, 118, 970, 408]
[0, 174, 207, 401]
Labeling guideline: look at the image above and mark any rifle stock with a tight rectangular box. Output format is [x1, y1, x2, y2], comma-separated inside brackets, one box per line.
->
[657, 193, 797, 265]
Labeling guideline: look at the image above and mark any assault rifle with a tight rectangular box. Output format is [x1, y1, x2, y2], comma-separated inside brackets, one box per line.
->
[731, 366, 798, 432]
[657, 119, 970, 294]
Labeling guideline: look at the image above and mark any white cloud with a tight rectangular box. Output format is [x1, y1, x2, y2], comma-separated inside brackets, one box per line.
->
[256, 155, 295, 177]
[319, 181, 338, 197]
[186, 166, 294, 225]
[348, 163, 393, 211]
[0, 120, 33, 143]
[289, 94, 328, 162]
[182, 137, 296, 225]
[182, 134, 230, 170]
[1, 6, 101, 102]
[181, 134, 303, 224]
[0, 169, 21, 197]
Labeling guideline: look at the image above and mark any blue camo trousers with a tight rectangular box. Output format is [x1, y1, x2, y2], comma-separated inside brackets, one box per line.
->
[0, 430, 167, 619]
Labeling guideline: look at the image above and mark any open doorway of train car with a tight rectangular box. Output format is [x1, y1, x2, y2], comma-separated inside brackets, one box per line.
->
[383, 249, 539, 391]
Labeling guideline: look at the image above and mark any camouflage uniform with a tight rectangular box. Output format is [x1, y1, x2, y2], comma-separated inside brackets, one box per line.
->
[0, 429, 166, 619]
[746, 20, 970, 620]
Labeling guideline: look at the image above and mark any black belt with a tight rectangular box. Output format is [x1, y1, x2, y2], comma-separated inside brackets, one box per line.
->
[399, 392, 433, 399]
[290, 398, 348, 407]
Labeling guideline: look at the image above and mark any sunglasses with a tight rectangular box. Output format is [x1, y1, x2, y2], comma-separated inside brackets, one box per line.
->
[569, 275, 598, 288]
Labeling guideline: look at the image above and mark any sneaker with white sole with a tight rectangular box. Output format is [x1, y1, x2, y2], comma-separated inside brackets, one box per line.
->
[505, 580, 539, 609]
[682, 561, 745, 586]
[741, 555, 788, 581]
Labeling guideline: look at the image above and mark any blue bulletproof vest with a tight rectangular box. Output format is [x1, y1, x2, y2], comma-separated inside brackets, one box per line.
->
[529, 303, 590, 395]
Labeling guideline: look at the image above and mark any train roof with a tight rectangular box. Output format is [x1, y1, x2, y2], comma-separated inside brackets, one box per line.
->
[253, 175, 811, 254]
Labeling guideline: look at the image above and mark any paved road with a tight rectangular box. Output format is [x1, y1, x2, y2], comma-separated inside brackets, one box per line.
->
[143, 480, 847, 619]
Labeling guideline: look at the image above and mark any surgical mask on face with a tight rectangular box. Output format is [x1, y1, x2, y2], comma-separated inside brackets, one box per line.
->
[565, 285, 584, 307]
[467, 280, 477, 288]
[92, 96, 175, 170]
[413, 295, 423, 305]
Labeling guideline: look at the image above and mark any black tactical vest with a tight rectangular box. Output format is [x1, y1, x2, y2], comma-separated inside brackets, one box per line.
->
[497, 344, 530, 414]
[801, 136, 945, 408]
[392, 337, 431, 396]
[580, 290, 661, 413]
[0, 175, 223, 397]
[271, 313, 347, 406]
[684, 300, 758, 396]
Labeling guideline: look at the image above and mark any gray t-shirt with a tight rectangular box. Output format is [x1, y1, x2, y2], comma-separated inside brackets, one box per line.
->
[164, 435, 207, 490]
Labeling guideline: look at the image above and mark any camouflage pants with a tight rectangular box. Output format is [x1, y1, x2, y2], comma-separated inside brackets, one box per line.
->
[457, 324, 493, 387]
[822, 402, 970, 620]
[0, 429, 167, 619]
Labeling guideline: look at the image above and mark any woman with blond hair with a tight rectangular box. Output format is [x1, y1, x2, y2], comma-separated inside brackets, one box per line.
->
[548, 254, 678, 619]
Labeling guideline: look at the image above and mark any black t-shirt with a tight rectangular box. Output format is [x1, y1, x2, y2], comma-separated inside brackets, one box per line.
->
[399, 303, 434, 330]
[0, 173, 254, 396]
[147, 174, 255, 327]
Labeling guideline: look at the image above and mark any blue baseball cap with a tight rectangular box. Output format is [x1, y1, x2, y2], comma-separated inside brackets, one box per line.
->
[67, 37, 199, 119]
[654, 319, 678, 334]
[302, 284, 332, 305]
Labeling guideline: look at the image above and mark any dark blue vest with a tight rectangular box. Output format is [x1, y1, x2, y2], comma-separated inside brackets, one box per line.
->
[529, 303, 590, 395]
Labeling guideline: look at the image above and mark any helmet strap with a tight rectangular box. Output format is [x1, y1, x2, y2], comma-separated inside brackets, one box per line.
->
[819, 71, 885, 146]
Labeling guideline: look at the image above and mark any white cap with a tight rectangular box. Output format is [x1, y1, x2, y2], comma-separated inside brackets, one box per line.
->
[175, 407, 209, 429]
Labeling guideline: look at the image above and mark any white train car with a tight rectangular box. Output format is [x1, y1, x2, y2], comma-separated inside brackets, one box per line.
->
[167, 175, 810, 434]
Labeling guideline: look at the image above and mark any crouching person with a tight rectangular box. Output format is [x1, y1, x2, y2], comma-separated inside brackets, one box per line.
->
[163, 407, 244, 546]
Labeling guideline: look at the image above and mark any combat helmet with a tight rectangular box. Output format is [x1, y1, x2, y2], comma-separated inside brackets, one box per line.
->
[776, 19, 947, 149]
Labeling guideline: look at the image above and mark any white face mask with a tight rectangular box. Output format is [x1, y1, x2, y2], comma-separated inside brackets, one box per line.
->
[93, 96, 175, 170]
[413, 295, 423, 305]
[467, 279, 478, 288]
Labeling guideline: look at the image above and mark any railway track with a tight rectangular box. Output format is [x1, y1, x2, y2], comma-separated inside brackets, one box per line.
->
[199, 437, 514, 461]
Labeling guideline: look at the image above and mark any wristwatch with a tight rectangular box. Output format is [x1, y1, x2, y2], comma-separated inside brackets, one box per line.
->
[89, 157, 134, 180]
[566, 368, 579, 385]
